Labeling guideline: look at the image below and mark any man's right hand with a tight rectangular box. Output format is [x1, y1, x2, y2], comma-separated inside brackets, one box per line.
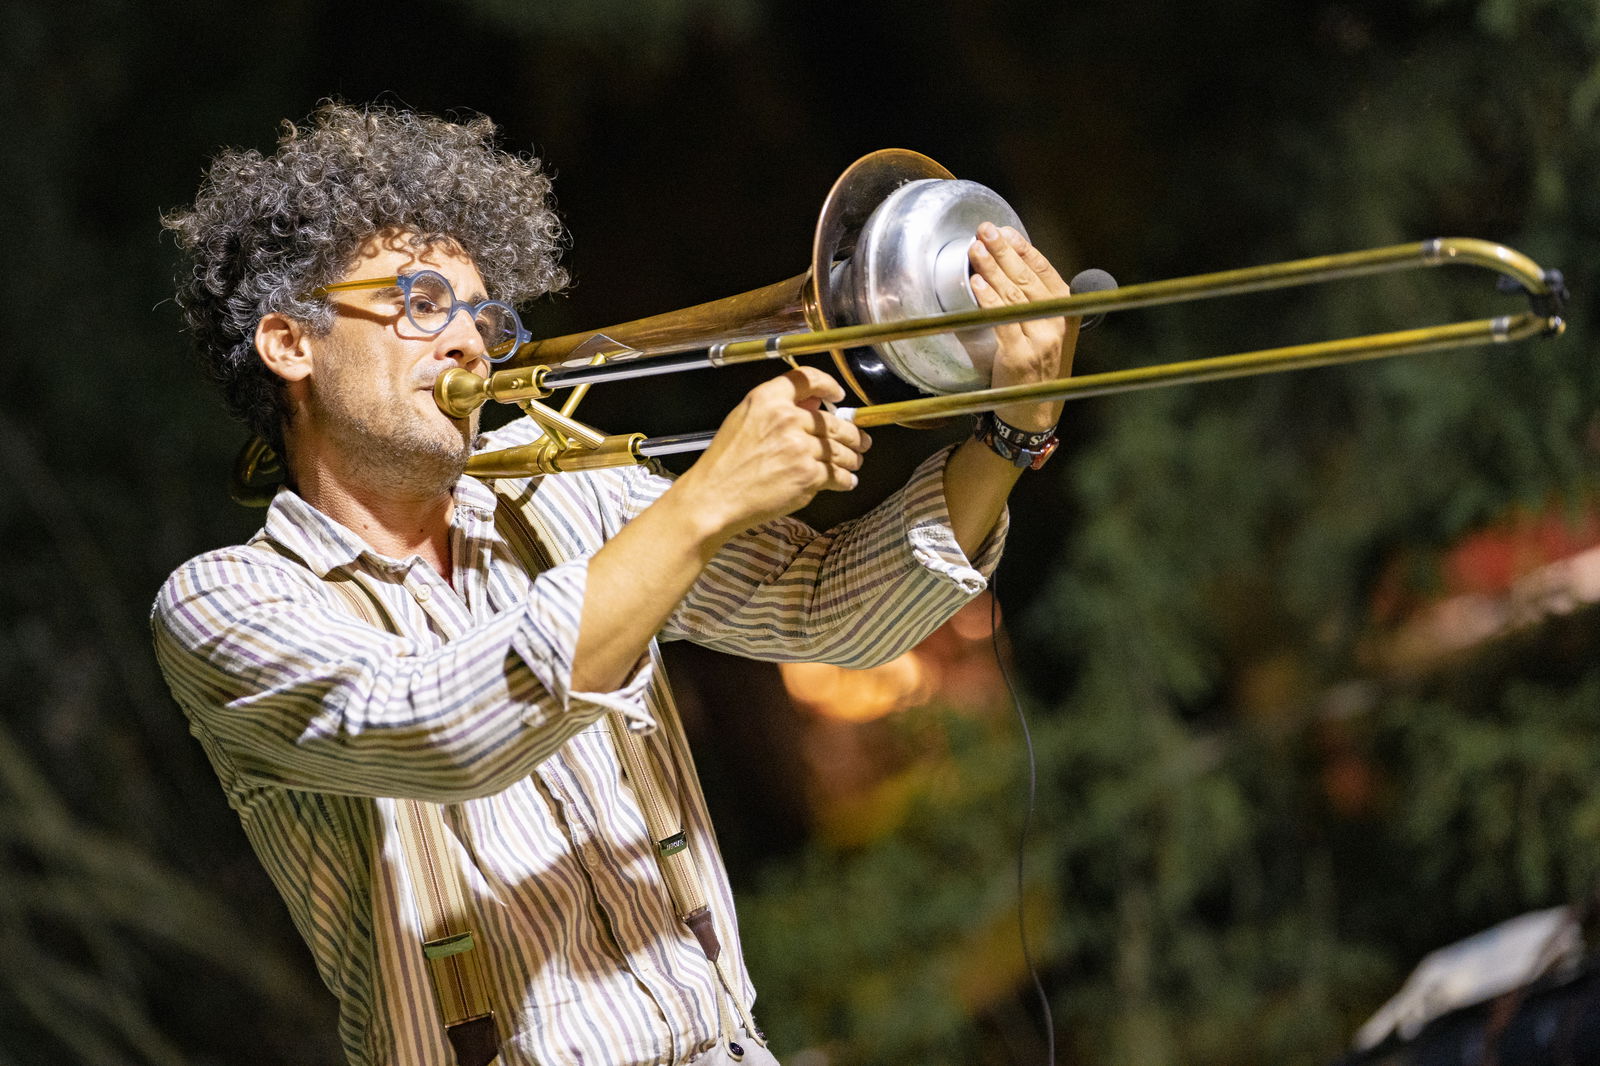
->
[573, 366, 870, 694]
[675, 366, 873, 544]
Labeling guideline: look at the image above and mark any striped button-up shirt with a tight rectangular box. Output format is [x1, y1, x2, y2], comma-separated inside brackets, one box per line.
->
[151, 418, 1004, 1066]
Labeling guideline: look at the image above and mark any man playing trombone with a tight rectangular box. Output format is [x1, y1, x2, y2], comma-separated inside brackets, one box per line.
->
[152, 102, 1076, 1066]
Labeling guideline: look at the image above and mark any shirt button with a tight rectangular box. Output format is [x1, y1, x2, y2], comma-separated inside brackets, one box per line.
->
[414, 585, 433, 602]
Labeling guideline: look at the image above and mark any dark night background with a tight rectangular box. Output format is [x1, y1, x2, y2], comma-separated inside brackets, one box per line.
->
[2, 0, 1598, 1063]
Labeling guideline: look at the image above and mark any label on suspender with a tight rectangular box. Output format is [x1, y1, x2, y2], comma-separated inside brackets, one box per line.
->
[423, 930, 478, 960]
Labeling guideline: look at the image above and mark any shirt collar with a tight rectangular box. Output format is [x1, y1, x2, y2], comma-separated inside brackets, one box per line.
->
[255, 474, 501, 579]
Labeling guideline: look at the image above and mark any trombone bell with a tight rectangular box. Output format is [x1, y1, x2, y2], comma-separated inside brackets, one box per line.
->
[828, 171, 1027, 397]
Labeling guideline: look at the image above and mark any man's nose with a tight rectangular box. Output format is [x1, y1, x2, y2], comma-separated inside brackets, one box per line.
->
[438, 307, 488, 368]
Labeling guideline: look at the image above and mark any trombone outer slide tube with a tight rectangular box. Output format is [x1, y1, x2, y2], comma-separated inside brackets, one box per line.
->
[838, 313, 1555, 428]
[705, 238, 1559, 365]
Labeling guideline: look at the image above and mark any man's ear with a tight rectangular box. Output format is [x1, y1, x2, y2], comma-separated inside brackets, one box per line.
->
[255, 312, 314, 383]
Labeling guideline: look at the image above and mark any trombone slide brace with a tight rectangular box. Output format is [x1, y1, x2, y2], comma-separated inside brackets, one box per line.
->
[465, 432, 648, 478]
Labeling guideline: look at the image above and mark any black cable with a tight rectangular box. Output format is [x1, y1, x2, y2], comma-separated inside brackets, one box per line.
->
[990, 584, 1056, 1065]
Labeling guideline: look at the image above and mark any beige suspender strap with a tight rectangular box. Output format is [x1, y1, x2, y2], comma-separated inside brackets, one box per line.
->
[250, 540, 502, 1066]
[488, 484, 765, 1049]
[393, 798, 501, 1066]
[601, 681, 762, 1048]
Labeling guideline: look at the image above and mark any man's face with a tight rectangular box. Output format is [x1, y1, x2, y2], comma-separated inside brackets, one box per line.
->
[300, 233, 490, 496]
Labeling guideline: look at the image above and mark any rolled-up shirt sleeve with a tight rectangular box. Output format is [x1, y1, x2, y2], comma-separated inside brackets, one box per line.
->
[507, 557, 658, 726]
[649, 444, 1007, 665]
[152, 547, 654, 805]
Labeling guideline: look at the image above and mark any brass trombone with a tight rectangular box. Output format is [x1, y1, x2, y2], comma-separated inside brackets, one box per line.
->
[231, 151, 1568, 498]
[435, 151, 1566, 481]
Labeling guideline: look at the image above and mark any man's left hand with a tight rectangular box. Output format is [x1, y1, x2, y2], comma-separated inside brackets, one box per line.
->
[968, 222, 1078, 433]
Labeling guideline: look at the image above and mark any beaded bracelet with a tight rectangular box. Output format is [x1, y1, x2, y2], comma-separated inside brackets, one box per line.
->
[972, 411, 1059, 470]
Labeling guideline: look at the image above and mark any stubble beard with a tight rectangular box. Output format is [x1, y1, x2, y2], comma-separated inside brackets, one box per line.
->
[338, 402, 475, 499]
[313, 363, 478, 500]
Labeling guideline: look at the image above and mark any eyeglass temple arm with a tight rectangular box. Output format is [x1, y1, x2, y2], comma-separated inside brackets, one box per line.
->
[309, 275, 403, 297]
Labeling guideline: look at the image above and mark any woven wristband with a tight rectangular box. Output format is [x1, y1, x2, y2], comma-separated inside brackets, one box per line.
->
[973, 412, 1059, 470]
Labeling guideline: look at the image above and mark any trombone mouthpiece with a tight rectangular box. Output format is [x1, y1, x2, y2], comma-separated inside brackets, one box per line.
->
[435, 367, 488, 418]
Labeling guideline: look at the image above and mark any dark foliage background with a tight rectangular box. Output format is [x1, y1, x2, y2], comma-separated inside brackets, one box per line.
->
[1, 0, 1595, 1062]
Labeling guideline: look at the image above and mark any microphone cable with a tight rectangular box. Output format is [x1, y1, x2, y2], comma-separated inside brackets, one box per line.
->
[990, 583, 1056, 1065]
[990, 263, 1111, 1064]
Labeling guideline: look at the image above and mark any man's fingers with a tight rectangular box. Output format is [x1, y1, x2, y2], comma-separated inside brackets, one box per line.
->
[970, 234, 1029, 304]
[969, 223, 1074, 355]
[971, 223, 1076, 303]
[1014, 236, 1070, 295]
[769, 365, 846, 406]
[782, 383, 870, 457]
[815, 429, 867, 470]
[814, 410, 871, 454]
[787, 406, 870, 493]
[817, 443, 861, 490]
[966, 257, 1030, 328]
[986, 226, 1038, 286]
[976, 222, 1046, 293]
[971, 269, 1030, 349]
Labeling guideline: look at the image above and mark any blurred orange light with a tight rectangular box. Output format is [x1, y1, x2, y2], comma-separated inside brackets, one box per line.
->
[946, 592, 997, 641]
[780, 652, 936, 722]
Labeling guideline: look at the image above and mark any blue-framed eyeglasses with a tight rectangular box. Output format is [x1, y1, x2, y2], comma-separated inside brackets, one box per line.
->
[312, 270, 529, 363]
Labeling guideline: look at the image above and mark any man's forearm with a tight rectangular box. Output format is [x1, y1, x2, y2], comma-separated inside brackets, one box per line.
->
[943, 436, 1027, 561]
[572, 482, 727, 693]
[572, 367, 871, 693]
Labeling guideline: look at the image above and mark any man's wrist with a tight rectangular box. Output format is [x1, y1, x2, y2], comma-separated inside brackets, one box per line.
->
[972, 411, 1059, 470]
[990, 404, 1061, 434]
[658, 473, 742, 559]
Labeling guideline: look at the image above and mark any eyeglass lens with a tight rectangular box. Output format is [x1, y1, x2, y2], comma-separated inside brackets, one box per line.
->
[403, 272, 521, 360]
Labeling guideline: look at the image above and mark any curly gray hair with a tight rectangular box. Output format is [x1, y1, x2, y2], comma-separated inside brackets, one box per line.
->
[163, 102, 568, 454]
